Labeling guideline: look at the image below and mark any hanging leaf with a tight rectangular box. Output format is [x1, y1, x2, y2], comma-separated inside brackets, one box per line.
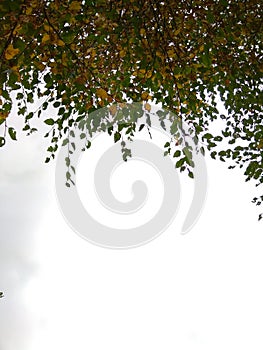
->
[8, 127, 17, 141]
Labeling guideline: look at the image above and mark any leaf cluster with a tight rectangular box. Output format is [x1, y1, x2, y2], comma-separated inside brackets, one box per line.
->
[0, 0, 262, 217]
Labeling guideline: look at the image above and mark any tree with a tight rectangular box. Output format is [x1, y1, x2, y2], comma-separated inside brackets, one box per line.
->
[0, 0, 262, 217]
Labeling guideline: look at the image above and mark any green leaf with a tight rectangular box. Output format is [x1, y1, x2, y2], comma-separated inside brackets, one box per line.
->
[175, 158, 185, 168]
[173, 150, 181, 157]
[62, 138, 69, 146]
[8, 127, 17, 140]
[53, 102, 60, 108]
[0, 137, 6, 147]
[183, 147, 192, 160]
[65, 157, 70, 167]
[71, 165, 76, 174]
[114, 131, 121, 143]
[44, 119, 55, 125]
[203, 133, 213, 140]
[188, 170, 194, 179]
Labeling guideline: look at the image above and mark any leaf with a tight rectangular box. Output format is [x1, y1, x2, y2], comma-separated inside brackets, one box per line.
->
[144, 102, 151, 112]
[109, 104, 117, 116]
[69, 1, 81, 11]
[175, 158, 185, 168]
[119, 50, 126, 58]
[71, 165, 76, 174]
[96, 88, 108, 99]
[42, 34, 50, 43]
[53, 101, 60, 108]
[203, 133, 213, 139]
[188, 170, 194, 179]
[0, 137, 6, 147]
[114, 131, 121, 143]
[141, 91, 150, 100]
[0, 111, 8, 122]
[62, 138, 69, 146]
[8, 127, 17, 141]
[140, 28, 146, 36]
[5, 45, 20, 60]
[183, 147, 192, 160]
[57, 39, 65, 47]
[44, 118, 55, 125]
[65, 157, 70, 166]
[86, 140, 91, 149]
[173, 150, 181, 157]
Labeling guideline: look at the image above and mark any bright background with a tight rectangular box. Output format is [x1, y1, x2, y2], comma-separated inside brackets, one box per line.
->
[0, 111, 263, 350]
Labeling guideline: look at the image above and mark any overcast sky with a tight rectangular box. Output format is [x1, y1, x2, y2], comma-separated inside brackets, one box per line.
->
[0, 107, 263, 350]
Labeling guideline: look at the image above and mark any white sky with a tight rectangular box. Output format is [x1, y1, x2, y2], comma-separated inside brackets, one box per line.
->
[0, 107, 263, 350]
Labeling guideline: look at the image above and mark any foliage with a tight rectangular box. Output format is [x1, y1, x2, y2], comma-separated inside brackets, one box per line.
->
[0, 0, 262, 217]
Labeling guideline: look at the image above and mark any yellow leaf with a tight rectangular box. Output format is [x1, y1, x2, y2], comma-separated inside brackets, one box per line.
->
[11, 65, 19, 73]
[42, 34, 50, 43]
[62, 52, 68, 66]
[0, 111, 8, 121]
[145, 70, 152, 78]
[51, 66, 59, 74]
[119, 50, 126, 58]
[69, 1, 81, 11]
[57, 39, 65, 47]
[144, 103, 151, 112]
[118, 102, 126, 108]
[109, 104, 117, 116]
[174, 28, 181, 36]
[4, 45, 20, 60]
[35, 62, 46, 71]
[86, 47, 96, 58]
[44, 24, 50, 31]
[141, 91, 149, 100]
[26, 7, 33, 15]
[140, 28, 146, 36]
[96, 88, 108, 99]
[167, 49, 175, 58]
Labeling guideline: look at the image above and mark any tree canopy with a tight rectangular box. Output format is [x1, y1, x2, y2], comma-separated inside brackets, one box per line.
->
[0, 0, 262, 217]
